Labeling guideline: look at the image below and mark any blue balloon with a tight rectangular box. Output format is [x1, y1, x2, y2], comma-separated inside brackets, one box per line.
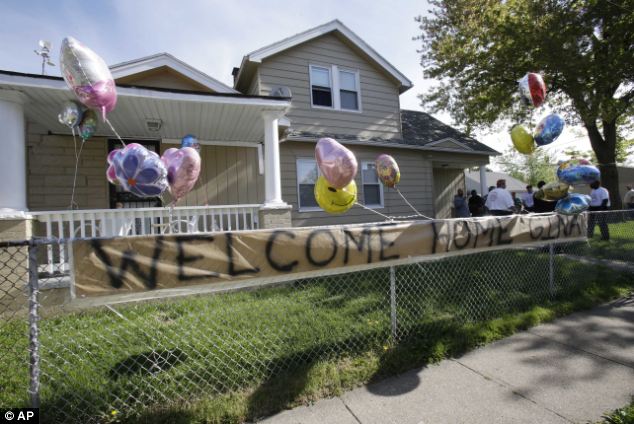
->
[555, 193, 591, 215]
[557, 159, 601, 185]
[534, 114, 565, 146]
[180, 134, 200, 152]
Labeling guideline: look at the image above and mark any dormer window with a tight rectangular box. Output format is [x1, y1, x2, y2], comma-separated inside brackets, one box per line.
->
[309, 64, 361, 112]
[310, 66, 333, 107]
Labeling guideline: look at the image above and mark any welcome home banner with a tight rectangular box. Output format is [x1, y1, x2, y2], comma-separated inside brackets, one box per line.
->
[73, 214, 587, 297]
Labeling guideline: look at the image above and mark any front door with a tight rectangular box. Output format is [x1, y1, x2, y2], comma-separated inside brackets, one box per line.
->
[108, 139, 162, 209]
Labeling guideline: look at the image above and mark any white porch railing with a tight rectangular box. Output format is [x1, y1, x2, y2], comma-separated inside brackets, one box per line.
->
[30, 204, 261, 275]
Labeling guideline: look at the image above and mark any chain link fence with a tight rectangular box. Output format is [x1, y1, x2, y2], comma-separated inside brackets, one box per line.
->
[1, 210, 633, 423]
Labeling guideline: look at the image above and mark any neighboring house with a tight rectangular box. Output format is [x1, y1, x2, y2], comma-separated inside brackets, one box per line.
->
[0, 19, 498, 245]
[465, 171, 529, 197]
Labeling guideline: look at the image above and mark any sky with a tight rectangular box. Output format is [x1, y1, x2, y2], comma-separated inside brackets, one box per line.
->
[0, 0, 595, 168]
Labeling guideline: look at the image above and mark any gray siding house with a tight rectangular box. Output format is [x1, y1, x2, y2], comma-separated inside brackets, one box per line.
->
[0, 19, 498, 249]
[234, 20, 497, 225]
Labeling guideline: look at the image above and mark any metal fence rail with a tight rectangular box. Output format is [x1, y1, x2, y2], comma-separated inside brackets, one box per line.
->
[1, 210, 633, 423]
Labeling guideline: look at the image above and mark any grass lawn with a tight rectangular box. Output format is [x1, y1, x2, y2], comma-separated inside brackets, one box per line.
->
[586, 216, 634, 262]
[0, 247, 633, 424]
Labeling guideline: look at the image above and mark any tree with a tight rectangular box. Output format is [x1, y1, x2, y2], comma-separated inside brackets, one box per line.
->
[416, 0, 634, 208]
[496, 148, 557, 186]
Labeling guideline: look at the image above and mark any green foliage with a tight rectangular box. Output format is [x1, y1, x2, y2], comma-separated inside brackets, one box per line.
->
[416, 0, 634, 203]
[497, 147, 557, 185]
[600, 399, 634, 424]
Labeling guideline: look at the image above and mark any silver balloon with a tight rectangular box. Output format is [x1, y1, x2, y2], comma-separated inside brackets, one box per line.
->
[57, 101, 83, 128]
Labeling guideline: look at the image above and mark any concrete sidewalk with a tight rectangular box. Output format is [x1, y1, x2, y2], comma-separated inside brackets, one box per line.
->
[260, 296, 634, 424]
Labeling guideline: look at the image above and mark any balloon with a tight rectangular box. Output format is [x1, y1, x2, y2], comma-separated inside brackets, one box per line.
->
[60, 37, 117, 121]
[107, 143, 168, 197]
[314, 175, 357, 214]
[106, 164, 119, 185]
[537, 181, 570, 201]
[57, 101, 83, 128]
[518, 73, 546, 107]
[510, 125, 536, 154]
[375, 154, 400, 188]
[534, 114, 565, 146]
[161, 147, 201, 202]
[315, 138, 358, 189]
[78, 109, 98, 141]
[555, 193, 591, 215]
[180, 134, 201, 152]
[557, 159, 601, 185]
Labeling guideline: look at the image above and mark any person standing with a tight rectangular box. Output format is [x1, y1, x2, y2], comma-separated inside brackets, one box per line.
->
[587, 180, 610, 241]
[485, 179, 515, 216]
[521, 185, 535, 212]
[623, 185, 634, 209]
[468, 190, 485, 217]
[453, 189, 470, 218]
[532, 180, 556, 213]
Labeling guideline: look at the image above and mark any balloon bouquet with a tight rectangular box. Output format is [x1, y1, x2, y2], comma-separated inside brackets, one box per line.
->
[510, 72, 596, 215]
[59, 36, 201, 224]
[313, 138, 431, 220]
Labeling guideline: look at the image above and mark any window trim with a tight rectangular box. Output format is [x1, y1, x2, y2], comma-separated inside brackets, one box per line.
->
[296, 157, 322, 212]
[309, 65, 334, 110]
[361, 161, 384, 208]
[309, 64, 362, 113]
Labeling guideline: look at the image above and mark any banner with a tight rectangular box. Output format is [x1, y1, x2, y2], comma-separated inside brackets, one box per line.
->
[72, 214, 587, 297]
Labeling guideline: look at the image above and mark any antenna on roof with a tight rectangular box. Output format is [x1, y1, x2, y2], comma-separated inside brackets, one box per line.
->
[34, 40, 55, 75]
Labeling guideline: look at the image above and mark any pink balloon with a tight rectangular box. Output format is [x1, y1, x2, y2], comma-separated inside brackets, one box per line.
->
[161, 147, 202, 203]
[60, 37, 117, 121]
[106, 164, 118, 185]
[315, 138, 358, 189]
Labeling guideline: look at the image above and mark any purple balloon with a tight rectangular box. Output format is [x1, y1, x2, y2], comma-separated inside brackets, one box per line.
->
[315, 138, 358, 189]
[107, 143, 168, 198]
[60, 37, 117, 121]
[161, 147, 202, 203]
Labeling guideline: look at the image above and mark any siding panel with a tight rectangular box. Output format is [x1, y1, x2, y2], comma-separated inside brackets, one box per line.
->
[257, 34, 402, 140]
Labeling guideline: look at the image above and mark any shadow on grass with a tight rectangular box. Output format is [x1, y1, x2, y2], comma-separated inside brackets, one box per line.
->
[109, 349, 188, 379]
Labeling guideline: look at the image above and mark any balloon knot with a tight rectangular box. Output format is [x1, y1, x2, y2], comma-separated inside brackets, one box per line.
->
[127, 178, 137, 187]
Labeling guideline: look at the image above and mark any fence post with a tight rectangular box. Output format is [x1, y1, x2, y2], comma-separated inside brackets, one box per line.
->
[27, 241, 40, 408]
[390, 266, 397, 341]
[548, 242, 555, 297]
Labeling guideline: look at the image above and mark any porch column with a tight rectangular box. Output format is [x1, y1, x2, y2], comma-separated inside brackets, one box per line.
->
[259, 110, 292, 229]
[262, 110, 287, 207]
[479, 165, 488, 196]
[0, 90, 27, 211]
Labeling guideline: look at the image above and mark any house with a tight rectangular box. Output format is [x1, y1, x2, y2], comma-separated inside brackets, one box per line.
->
[0, 20, 498, 250]
[465, 171, 529, 196]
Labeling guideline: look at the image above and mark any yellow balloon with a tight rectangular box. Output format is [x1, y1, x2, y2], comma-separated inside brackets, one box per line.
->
[542, 181, 570, 200]
[314, 175, 357, 214]
[510, 125, 536, 154]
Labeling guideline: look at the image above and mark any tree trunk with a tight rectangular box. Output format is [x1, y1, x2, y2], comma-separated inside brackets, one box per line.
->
[585, 121, 621, 209]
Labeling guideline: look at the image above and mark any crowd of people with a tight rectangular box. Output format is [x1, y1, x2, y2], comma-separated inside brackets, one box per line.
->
[453, 178, 618, 241]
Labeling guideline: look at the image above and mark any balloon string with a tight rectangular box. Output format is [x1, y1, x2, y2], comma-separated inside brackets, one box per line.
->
[105, 118, 126, 147]
[69, 128, 85, 210]
[354, 202, 394, 221]
[396, 187, 433, 219]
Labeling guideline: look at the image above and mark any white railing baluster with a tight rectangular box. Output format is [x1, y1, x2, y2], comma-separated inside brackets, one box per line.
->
[56, 214, 65, 273]
[90, 213, 96, 237]
[45, 215, 54, 274]
[79, 213, 86, 238]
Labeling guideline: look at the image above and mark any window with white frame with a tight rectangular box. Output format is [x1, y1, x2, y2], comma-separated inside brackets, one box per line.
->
[309, 66, 333, 107]
[309, 64, 361, 111]
[361, 161, 383, 207]
[339, 70, 359, 110]
[297, 158, 320, 209]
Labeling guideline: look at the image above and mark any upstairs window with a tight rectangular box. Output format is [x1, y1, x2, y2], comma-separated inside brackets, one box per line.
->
[339, 70, 359, 110]
[310, 66, 333, 107]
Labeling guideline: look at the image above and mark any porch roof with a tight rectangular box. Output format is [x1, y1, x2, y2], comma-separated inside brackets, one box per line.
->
[0, 70, 290, 142]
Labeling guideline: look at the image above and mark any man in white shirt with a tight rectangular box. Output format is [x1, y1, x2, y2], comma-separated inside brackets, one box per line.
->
[623, 185, 634, 209]
[521, 185, 534, 212]
[587, 180, 610, 240]
[485, 179, 515, 216]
